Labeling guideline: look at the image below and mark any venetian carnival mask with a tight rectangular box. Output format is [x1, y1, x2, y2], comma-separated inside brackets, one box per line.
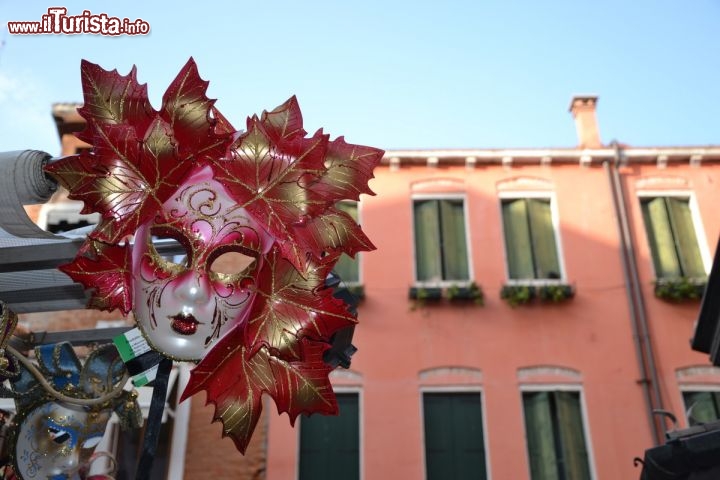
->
[45, 58, 383, 453]
[9, 343, 141, 480]
[132, 166, 273, 360]
[15, 402, 110, 480]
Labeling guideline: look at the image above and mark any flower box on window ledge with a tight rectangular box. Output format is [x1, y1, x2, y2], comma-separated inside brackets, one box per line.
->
[500, 283, 575, 307]
[446, 282, 485, 306]
[408, 286, 443, 302]
[500, 285, 536, 307]
[653, 277, 707, 302]
[409, 286, 443, 310]
[537, 284, 575, 303]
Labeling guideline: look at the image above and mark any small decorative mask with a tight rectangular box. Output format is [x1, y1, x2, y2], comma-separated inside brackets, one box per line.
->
[9, 343, 141, 480]
[45, 59, 383, 452]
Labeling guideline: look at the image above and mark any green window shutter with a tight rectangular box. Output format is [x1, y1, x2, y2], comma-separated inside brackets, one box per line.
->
[642, 198, 682, 278]
[666, 197, 705, 278]
[503, 198, 561, 280]
[683, 391, 720, 424]
[299, 393, 359, 480]
[523, 391, 591, 480]
[414, 199, 470, 282]
[414, 200, 443, 282]
[641, 197, 706, 279]
[527, 199, 561, 279]
[523, 392, 559, 480]
[424, 393, 454, 480]
[439, 199, 470, 281]
[334, 202, 360, 283]
[424, 392, 487, 480]
[555, 392, 591, 480]
[502, 199, 535, 279]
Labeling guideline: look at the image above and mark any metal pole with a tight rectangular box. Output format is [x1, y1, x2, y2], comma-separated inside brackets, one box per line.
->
[605, 143, 665, 445]
[135, 357, 173, 480]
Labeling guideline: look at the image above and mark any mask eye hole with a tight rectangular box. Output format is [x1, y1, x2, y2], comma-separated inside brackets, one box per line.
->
[148, 227, 191, 272]
[209, 249, 257, 283]
[48, 426, 71, 444]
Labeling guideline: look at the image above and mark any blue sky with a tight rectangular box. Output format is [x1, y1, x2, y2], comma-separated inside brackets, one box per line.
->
[0, 1, 718, 156]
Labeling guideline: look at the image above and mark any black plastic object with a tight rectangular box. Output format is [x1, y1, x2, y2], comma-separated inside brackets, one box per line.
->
[135, 357, 173, 480]
[638, 421, 720, 479]
[691, 239, 720, 363]
[323, 272, 360, 369]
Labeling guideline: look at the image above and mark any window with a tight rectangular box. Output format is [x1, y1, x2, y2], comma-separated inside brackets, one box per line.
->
[423, 392, 487, 480]
[413, 198, 469, 283]
[299, 392, 359, 480]
[683, 391, 720, 425]
[640, 196, 706, 279]
[334, 202, 360, 284]
[501, 197, 561, 281]
[523, 390, 591, 480]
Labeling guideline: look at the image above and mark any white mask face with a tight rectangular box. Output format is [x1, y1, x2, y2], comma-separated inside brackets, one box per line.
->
[131, 167, 272, 361]
[15, 402, 110, 480]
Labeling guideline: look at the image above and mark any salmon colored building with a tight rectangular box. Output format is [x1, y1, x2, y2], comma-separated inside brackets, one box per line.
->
[16, 95, 720, 479]
[264, 96, 720, 480]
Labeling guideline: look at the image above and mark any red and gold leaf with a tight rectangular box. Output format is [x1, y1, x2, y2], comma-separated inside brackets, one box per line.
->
[314, 136, 384, 203]
[212, 97, 384, 269]
[245, 245, 356, 360]
[260, 96, 306, 142]
[76, 59, 154, 143]
[182, 341, 336, 454]
[47, 119, 192, 243]
[47, 59, 233, 244]
[268, 340, 337, 421]
[58, 240, 133, 313]
[294, 207, 376, 259]
[160, 57, 228, 162]
[212, 116, 329, 269]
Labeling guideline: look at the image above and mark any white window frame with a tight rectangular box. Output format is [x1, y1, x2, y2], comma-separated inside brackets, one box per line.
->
[295, 386, 364, 480]
[519, 384, 596, 480]
[411, 194, 474, 287]
[498, 191, 567, 285]
[419, 386, 491, 480]
[679, 384, 720, 427]
[636, 191, 712, 277]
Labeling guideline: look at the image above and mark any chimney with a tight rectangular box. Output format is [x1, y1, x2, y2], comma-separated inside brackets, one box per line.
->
[569, 95, 601, 149]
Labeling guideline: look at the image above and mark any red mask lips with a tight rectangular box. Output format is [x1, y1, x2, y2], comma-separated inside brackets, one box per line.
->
[169, 313, 200, 335]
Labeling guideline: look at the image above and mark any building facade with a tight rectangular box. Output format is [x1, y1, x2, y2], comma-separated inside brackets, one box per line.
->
[29, 96, 720, 479]
[265, 96, 720, 480]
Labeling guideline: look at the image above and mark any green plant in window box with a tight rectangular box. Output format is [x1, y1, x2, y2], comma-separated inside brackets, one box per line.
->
[409, 286, 442, 310]
[654, 277, 707, 302]
[445, 282, 485, 306]
[500, 285, 536, 307]
[409, 286, 443, 301]
[537, 284, 575, 303]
